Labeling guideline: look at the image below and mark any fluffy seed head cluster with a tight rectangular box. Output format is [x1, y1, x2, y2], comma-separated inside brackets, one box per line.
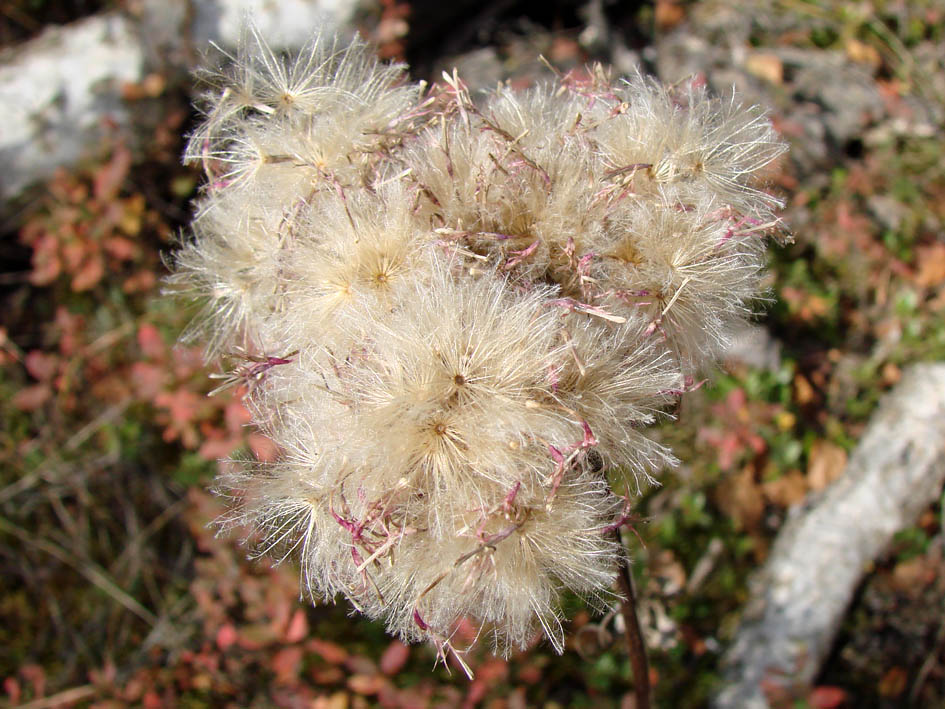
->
[171, 29, 786, 666]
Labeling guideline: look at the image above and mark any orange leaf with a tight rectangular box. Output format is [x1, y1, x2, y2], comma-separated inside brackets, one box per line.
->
[311, 666, 345, 685]
[716, 466, 764, 532]
[878, 666, 908, 697]
[28, 233, 61, 285]
[237, 622, 278, 650]
[794, 374, 816, 405]
[745, 53, 783, 84]
[845, 38, 882, 69]
[762, 470, 808, 507]
[807, 441, 847, 491]
[61, 240, 86, 272]
[890, 557, 936, 591]
[915, 243, 945, 288]
[655, 0, 685, 30]
[122, 270, 157, 294]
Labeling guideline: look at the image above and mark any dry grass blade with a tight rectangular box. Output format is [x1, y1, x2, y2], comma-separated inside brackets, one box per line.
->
[12, 685, 97, 709]
[0, 515, 158, 626]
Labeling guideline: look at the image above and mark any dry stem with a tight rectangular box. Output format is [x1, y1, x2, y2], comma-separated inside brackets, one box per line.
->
[613, 530, 651, 709]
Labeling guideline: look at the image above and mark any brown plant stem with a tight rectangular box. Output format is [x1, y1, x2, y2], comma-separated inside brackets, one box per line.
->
[613, 530, 651, 709]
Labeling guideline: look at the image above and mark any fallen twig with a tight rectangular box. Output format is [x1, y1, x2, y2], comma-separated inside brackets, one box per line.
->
[714, 363, 945, 708]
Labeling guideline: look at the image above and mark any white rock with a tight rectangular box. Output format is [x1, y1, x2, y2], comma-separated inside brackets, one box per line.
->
[0, 0, 361, 204]
[194, 0, 358, 49]
[0, 13, 143, 201]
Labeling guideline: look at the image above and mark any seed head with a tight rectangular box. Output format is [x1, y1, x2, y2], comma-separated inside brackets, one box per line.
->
[172, 27, 787, 665]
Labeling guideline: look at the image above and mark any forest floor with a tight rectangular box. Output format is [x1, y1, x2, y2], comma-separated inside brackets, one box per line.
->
[2, 1, 945, 707]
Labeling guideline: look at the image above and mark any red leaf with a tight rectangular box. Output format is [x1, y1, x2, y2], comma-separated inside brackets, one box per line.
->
[379, 641, 410, 675]
[249, 433, 279, 462]
[13, 384, 52, 411]
[28, 233, 61, 285]
[122, 270, 157, 294]
[454, 617, 479, 643]
[345, 654, 377, 676]
[3, 677, 21, 704]
[348, 674, 384, 696]
[216, 624, 237, 651]
[224, 400, 252, 432]
[24, 351, 59, 382]
[137, 323, 165, 360]
[89, 659, 117, 686]
[306, 638, 347, 665]
[20, 665, 45, 699]
[94, 145, 132, 201]
[171, 345, 205, 378]
[517, 663, 541, 684]
[271, 647, 303, 684]
[131, 362, 166, 400]
[71, 254, 105, 291]
[103, 236, 138, 261]
[155, 389, 200, 425]
[55, 307, 84, 357]
[808, 686, 850, 709]
[284, 609, 308, 643]
[198, 436, 242, 461]
[477, 658, 508, 683]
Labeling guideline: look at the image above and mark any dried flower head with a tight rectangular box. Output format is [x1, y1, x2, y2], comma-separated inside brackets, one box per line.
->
[171, 27, 786, 669]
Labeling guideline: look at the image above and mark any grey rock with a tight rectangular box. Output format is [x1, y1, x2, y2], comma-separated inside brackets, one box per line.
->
[784, 49, 883, 148]
[649, 5, 890, 179]
[439, 47, 504, 96]
[723, 324, 782, 373]
[867, 194, 909, 233]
